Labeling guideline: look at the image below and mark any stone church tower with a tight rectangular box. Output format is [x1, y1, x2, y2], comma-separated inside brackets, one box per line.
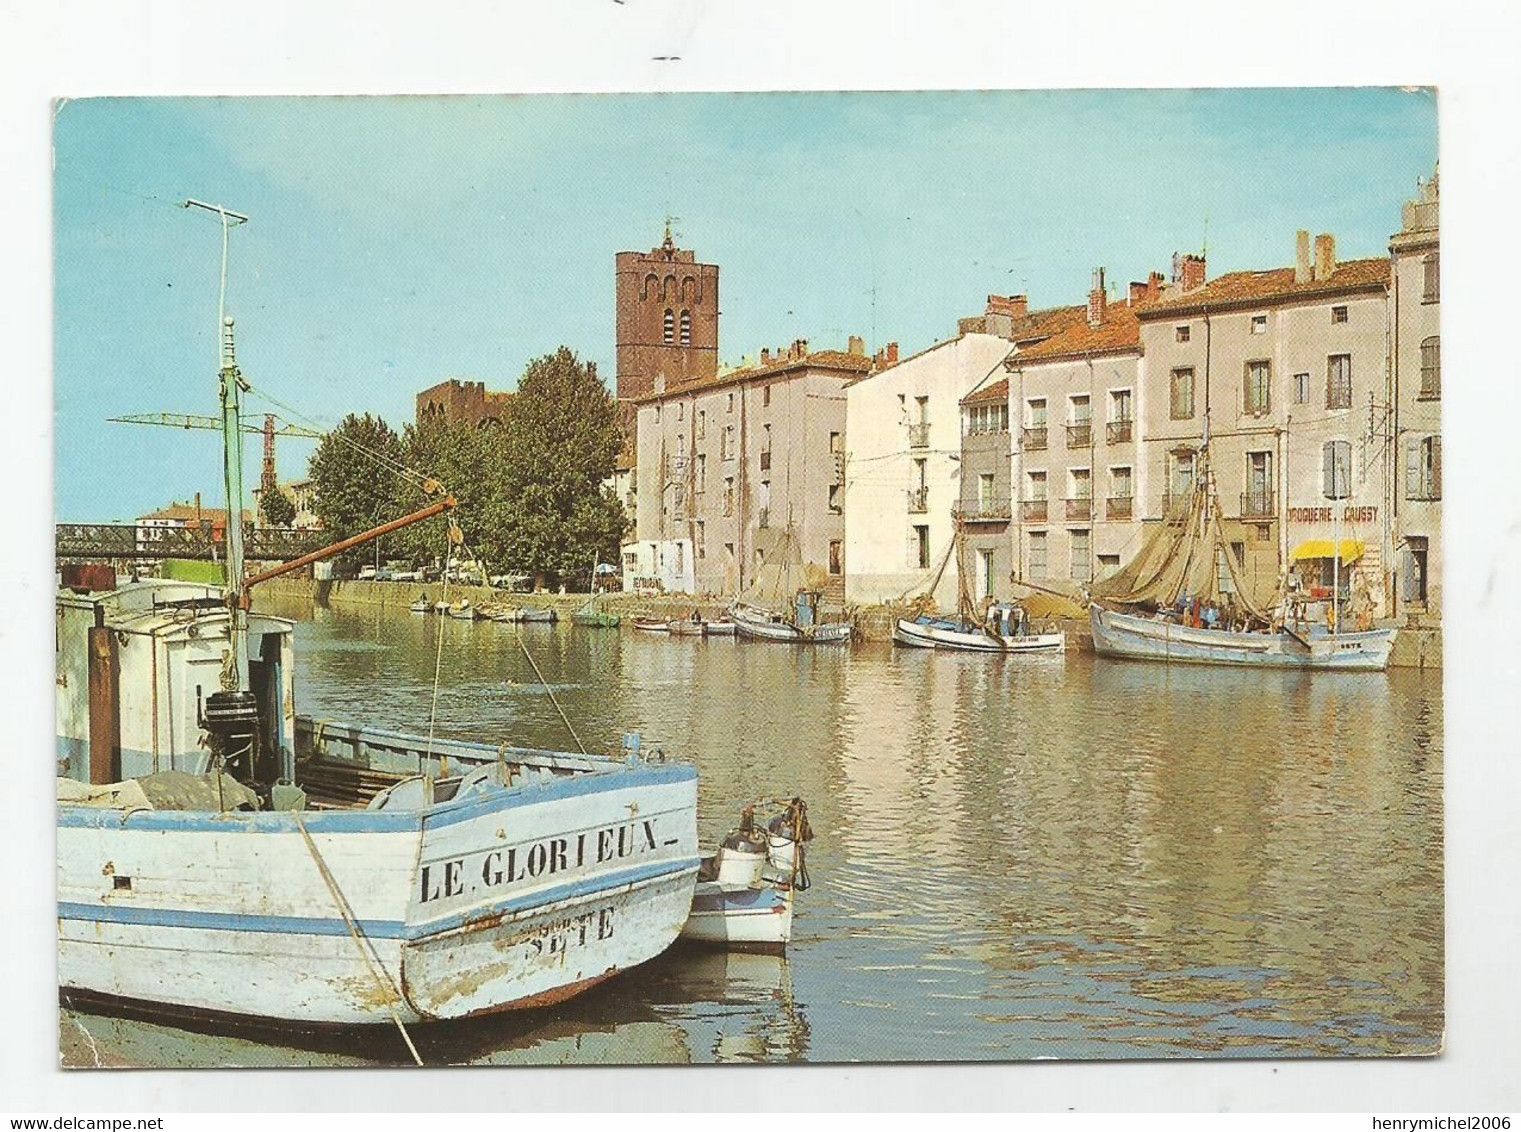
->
[614, 227, 720, 401]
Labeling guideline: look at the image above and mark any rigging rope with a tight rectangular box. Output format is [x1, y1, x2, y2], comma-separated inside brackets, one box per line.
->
[513, 627, 588, 756]
[422, 523, 457, 776]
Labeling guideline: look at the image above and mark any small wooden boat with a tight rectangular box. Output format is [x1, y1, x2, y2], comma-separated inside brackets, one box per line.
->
[704, 618, 737, 636]
[481, 605, 520, 623]
[666, 615, 707, 636]
[517, 607, 557, 624]
[632, 616, 670, 633]
[893, 603, 1065, 653]
[681, 799, 811, 952]
[408, 596, 431, 614]
[445, 600, 477, 621]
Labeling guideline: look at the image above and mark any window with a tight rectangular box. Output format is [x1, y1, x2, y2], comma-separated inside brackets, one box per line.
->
[1403, 536, 1429, 605]
[653, 404, 661, 424]
[1170, 367, 1195, 419]
[977, 549, 994, 601]
[1170, 451, 1196, 497]
[1420, 336, 1440, 398]
[1245, 451, 1273, 516]
[677, 401, 684, 421]
[1406, 435, 1441, 500]
[1097, 553, 1120, 575]
[1111, 465, 1133, 497]
[829, 484, 842, 514]
[1069, 395, 1091, 424]
[1423, 253, 1439, 303]
[1028, 531, 1047, 577]
[1027, 398, 1047, 427]
[727, 392, 735, 414]
[1110, 389, 1132, 423]
[723, 424, 735, 459]
[1070, 529, 1092, 582]
[1027, 471, 1047, 501]
[1294, 372, 1310, 404]
[696, 409, 706, 439]
[722, 477, 736, 516]
[1250, 314, 1267, 334]
[679, 309, 692, 347]
[724, 542, 735, 562]
[1244, 359, 1271, 415]
[1070, 468, 1092, 499]
[695, 520, 705, 559]
[967, 403, 1010, 434]
[978, 473, 996, 509]
[829, 431, 843, 454]
[1331, 305, 1348, 324]
[829, 540, 843, 576]
[663, 309, 675, 344]
[1175, 325, 1191, 343]
[762, 384, 771, 407]
[914, 395, 929, 423]
[1322, 439, 1352, 500]
[914, 525, 930, 570]
[697, 453, 706, 491]
[1327, 354, 1352, 410]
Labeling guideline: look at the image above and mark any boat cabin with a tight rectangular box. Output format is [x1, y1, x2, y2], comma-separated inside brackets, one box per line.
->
[57, 580, 296, 787]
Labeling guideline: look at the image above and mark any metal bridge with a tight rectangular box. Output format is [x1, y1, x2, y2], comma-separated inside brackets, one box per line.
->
[56, 523, 329, 562]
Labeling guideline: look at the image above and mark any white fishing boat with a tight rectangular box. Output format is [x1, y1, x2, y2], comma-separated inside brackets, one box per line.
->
[681, 800, 811, 951]
[704, 618, 737, 636]
[731, 597, 853, 644]
[893, 603, 1066, 653]
[55, 206, 700, 1042]
[1089, 603, 1394, 670]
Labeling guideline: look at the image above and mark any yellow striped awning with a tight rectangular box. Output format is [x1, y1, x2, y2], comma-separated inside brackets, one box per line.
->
[1290, 539, 1365, 562]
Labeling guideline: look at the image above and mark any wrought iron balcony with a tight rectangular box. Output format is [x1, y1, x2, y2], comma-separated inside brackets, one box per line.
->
[1020, 499, 1048, 522]
[1022, 426, 1047, 451]
[906, 486, 930, 514]
[1240, 489, 1276, 518]
[907, 422, 931, 448]
[1106, 495, 1133, 520]
[1064, 496, 1093, 521]
[1066, 423, 1093, 449]
[953, 501, 1012, 524]
[1106, 419, 1133, 444]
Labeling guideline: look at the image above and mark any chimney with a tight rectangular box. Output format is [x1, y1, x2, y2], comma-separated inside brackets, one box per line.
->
[1129, 280, 1147, 306]
[847, 335, 865, 357]
[1087, 268, 1107, 328]
[1180, 253, 1207, 291]
[1313, 233, 1336, 282]
[1295, 230, 1312, 284]
[886, 342, 899, 365]
[1008, 294, 1028, 320]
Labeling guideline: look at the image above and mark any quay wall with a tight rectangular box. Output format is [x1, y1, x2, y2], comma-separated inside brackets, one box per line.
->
[249, 577, 1440, 667]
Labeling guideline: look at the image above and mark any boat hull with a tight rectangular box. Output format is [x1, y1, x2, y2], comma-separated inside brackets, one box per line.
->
[731, 606, 852, 644]
[1089, 604, 1396, 671]
[58, 762, 700, 1025]
[893, 617, 1066, 653]
[680, 883, 793, 950]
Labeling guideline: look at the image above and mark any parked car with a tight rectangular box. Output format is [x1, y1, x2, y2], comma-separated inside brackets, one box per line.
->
[391, 570, 422, 583]
[357, 565, 377, 581]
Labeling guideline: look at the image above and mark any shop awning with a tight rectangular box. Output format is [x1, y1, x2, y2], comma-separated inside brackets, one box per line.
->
[1290, 539, 1365, 563]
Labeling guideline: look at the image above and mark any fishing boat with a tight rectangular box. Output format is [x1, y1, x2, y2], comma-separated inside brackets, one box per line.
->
[731, 598, 853, 644]
[894, 603, 1065, 653]
[704, 618, 737, 636]
[56, 206, 701, 1040]
[632, 616, 670, 633]
[1084, 444, 1396, 671]
[681, 800, 811, 952]
[444, 599, 477, 621]
[666, 613, 708, 636]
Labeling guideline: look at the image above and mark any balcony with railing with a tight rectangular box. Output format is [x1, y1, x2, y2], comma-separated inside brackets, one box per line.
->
[907, 422, 931, 448]
[906, 486, 930, 514]
[1021, 498, 1048, 522]
[1066, 422, 1093, 449]
[1064, 496, 1093, 521]
[1021, 426, 1047, 451]
[1240, 489, 1276, 519]
[953, 499, 1013, 524]
[1106, 419, 1133, 445]
[1106, 494, 1133, 520]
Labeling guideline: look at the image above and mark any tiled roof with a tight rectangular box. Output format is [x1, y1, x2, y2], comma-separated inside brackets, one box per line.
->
[962, 377, 1008, 406]
[632, 349, 872, 404]
[1010, 304, 1088, 344]
[1137, 258, 1390, 318]
[1011, 301, 1142, 364]
[139, 504, 252, 524]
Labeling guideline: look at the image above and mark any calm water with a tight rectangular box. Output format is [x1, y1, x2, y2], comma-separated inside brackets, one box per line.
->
[63, 598, 1444, 1066]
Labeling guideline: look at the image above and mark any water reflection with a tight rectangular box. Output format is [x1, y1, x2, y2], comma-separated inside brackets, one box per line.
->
[66, 596, 1441, 1064]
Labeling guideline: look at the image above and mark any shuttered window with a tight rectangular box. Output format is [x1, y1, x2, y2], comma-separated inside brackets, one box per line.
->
[1244, 360, 1271, 415]
[1322, 439, 1352, 500]
[1405, 435, 1442, 500]
[1326, 354, 1353, 410]
[1420, 336, 1440, 398]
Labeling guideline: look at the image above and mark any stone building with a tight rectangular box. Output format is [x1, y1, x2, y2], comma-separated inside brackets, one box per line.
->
[415, 378, 512, 428]
[844, 296, 1084, 609]
[615, 228, 720, 402]
[632, 339, 871, 595]
[1136, 237, 1392, 613]
[1389, 168, 1441, 621]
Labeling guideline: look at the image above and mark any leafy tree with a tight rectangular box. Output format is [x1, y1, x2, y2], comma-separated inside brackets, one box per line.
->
[390, 415, 504, 570]
[497, 348, 628, 585]
[306, 413, 407, 561]
[259, 487, 297, 529]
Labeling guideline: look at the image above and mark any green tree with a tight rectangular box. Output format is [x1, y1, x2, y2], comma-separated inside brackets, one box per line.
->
[391, 415, 504, 570]
[259, 487, 297, 529]
[306, 413, 407, 561]
[497, 348, 628, 586]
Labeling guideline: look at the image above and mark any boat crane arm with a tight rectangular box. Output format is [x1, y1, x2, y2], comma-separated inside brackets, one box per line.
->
[238, 492, 457, 608]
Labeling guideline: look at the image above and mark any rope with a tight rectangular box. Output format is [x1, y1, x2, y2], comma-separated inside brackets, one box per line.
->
[291, 812, 424, 1066]
[513, 627, 588, 756]
[423, 524, 455, 775]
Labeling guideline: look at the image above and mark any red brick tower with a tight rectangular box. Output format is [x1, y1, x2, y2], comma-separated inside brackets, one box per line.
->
[614, 226, 719, 401]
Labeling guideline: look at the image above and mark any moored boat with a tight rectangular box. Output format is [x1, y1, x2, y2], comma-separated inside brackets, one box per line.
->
[666, 614, 707, 636]
[730, 596, 853, 645]
[408, 596, 431, 614]
[1089, 603, 1395, 670]
[517, 607, 557, 624]
[893, 603, 1066, 653]
[632, 616, 670, 633]
[681, 799, 811, 952]
[445, 599, 477, 621]
[704, 618, 737, 636]
[571, 608, 620, 628]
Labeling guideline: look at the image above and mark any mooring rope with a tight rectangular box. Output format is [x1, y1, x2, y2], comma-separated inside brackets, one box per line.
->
[513, 626, 587, 756]
[422, 524, 456, 776]
[291, 811, 424, 1067]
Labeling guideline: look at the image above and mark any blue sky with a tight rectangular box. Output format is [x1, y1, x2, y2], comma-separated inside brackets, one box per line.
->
[54, 89, 1437, 521]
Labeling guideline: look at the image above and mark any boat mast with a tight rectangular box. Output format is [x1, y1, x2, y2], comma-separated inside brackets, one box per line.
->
[185, 199, 251, 686]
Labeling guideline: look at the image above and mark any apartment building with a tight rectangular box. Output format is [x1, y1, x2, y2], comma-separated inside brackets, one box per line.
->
[1389, 168, 1441, 620]
[1136, 236, 1392, 612]
[844, 296, 1085, 607]
[632, 339, 870, 594]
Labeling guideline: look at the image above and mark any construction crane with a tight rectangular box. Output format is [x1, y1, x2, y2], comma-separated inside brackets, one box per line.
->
[109, 412, 325, 501]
